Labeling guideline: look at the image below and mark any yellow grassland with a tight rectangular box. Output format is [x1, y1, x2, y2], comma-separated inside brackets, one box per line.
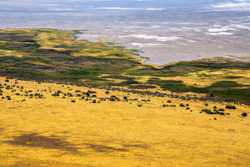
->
[0, 77, 249, 167]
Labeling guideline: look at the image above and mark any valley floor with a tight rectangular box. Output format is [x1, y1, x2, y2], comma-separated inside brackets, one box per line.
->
[0, 77, 249, 167]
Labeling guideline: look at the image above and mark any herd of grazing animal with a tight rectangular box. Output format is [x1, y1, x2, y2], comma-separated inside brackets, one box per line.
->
[0, 78, 248, 118]
[0, 78, 152, 106]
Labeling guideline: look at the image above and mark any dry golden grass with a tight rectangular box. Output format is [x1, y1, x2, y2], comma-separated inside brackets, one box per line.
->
[0, 77, 249, 167]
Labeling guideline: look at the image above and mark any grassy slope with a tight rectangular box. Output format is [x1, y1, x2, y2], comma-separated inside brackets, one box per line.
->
[0, 29, 250, 166]
[0, 77, 249, 167]
[0, 29, 250, 103]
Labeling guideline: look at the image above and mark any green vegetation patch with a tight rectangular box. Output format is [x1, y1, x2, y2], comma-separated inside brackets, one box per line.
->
[0, 28, 250, 103]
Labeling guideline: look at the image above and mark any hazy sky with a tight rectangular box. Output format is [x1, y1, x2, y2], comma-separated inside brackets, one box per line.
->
[1, 0, 250, 12]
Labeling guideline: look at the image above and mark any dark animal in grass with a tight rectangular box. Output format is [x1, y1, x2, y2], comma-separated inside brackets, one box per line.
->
[67, 93, 73, 97]
[137, 104, 142, 107]
[71, 100, 76, 103]
[110, 95, 120, 102]
[163, 103, 174, 108]
[179, 103, 185, 107]
[201, 108, 225, 115]
[6, 96, 11, 101]
[34, 93, 43, 99]
[87, 90, 96, 95]
[241, 112, 247, 117]
[225, 105, 237, 110]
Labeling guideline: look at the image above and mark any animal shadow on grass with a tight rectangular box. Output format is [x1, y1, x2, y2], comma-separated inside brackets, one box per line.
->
[85, 142, 149, 153]
[5, 133, 79, 154]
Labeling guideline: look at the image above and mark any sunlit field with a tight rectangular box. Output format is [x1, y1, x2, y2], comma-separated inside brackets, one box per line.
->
[0, 76, 249, 167]
[0, 29, 249, 167]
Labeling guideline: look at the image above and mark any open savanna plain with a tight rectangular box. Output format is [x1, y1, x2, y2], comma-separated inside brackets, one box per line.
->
[0, 29, 250, 167]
